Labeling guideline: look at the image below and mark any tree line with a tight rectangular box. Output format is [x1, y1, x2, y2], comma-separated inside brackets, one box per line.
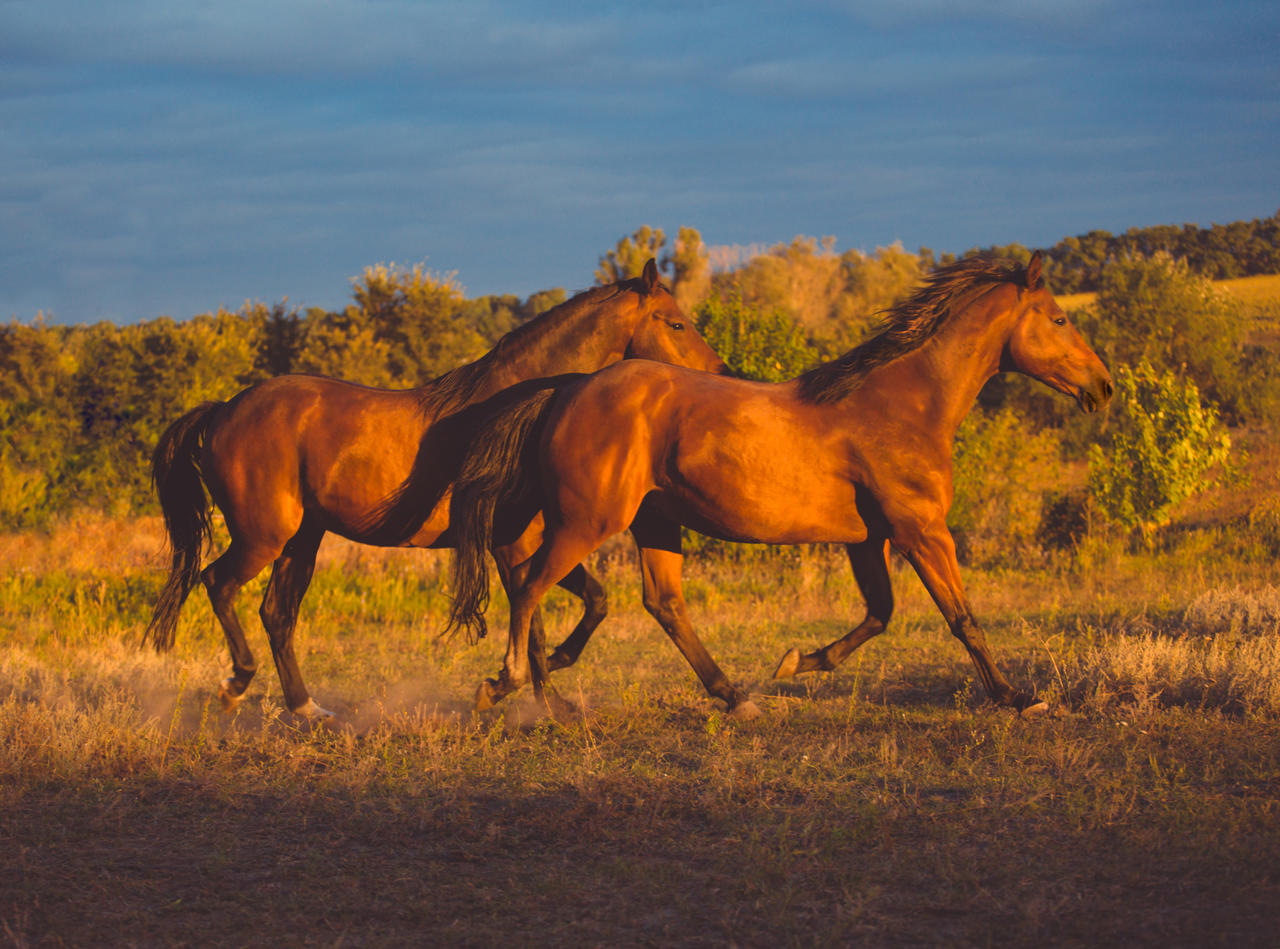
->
[973, 209, 1280, 294]
[3, 212, 1278, 551]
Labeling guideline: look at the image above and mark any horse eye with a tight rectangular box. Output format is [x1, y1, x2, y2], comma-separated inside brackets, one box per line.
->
[669, 321, 684, 331]
[1053, 317, 1067, 326]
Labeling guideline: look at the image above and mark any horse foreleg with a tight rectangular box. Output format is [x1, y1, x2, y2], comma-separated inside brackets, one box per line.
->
[774, 539, 894, 679]
[899, 520, 1045, 714]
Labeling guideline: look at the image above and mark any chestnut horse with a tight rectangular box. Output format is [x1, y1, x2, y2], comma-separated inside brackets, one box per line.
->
[145, 260, 727, 720]
[448, 252, 1113, 716]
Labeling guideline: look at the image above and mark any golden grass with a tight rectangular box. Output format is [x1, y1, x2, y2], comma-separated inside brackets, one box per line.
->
[1219, 272, 1280, 309]
[3, 518, 1280, 945]
[1057, 273, 1280, 321]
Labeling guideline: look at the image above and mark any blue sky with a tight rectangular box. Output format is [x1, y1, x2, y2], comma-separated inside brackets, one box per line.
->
[3, 0, 1277, 324]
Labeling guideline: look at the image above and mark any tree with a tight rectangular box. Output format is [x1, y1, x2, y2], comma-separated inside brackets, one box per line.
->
[1079, 252, 1267, 422]
[596, 226, 666, 284]
[694, 292, 820, 383]
[950, 407, 1062, 566]
[665, 226, 711, 314]
[346, 263, 483, 385]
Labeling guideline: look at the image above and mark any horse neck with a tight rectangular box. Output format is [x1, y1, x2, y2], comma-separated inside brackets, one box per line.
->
[494, 306, 633, 387]
[873, 286, 1015, 441]
[426, 296, 637, 407]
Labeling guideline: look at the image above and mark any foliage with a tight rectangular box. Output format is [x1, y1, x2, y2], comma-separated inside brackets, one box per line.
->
[976, 209, 1280, 294]
[664, 226, 711, 314]
[1082, 253, 1276, 423]
[707, 237, 929, 353]
[347, 263, 485, 384]
[595, 226, 667, 284]
[4, 211, 1278, 530]
[693, 292, 821, 383]
[1087, 361, 1231, 538]
[950, 407, 1063, 566]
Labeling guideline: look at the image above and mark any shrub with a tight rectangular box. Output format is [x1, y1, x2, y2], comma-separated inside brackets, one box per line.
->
[950, 407, 1063, 566]
[1087, 360, 1231, 538]
[1079, 253, 1277, 423]
[694, 292, 821, 383]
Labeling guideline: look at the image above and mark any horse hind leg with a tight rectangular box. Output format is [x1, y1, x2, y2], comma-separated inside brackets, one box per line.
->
[546, 564, 608, 673]
[774, 539, 894, 679]
[631, 514, 758, 718]
[477, 528, 602, 712]
[201, 540, 277, 711]
[259, 523, 331, 721]
[493, 545, 575, 718]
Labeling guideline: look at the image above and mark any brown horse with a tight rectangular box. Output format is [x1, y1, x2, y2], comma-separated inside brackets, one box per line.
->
[448, 252, 1113, 716]
[145, 260, 727, 720]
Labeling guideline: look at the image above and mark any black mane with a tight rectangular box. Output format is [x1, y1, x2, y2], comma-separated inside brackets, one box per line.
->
[797, 255, 1028, 404]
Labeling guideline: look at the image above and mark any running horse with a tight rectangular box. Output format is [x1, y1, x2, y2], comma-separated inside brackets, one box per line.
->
[145, 260, 727, 721]
[448, 252, 1113, 716]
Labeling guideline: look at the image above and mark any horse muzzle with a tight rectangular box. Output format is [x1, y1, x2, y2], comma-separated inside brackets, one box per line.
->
[1076, 375, 1114, 414]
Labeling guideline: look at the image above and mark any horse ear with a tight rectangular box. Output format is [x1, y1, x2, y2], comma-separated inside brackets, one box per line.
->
[640, 258, 660, 294]
[1025, 250, 1044, 290]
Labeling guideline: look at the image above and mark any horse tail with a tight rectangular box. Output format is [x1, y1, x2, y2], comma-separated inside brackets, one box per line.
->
[447, 386, 561, 642]
[145, 401, 220, 651]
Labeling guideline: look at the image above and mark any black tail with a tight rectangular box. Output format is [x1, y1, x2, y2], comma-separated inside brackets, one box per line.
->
[145, 402, 220, 651]
[447, 386, 560, 642]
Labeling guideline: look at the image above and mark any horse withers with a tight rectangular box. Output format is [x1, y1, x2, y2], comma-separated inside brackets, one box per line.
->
[448, 251, 1113, 717]
[146, 260, 727, 722]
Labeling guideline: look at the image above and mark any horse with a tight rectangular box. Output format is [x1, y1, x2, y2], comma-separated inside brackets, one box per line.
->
[145, 259, 728, 721]
[447, 251, 1113, 717]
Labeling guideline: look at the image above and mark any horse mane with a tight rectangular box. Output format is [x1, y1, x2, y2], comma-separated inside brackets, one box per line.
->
[796, 255, 1028, 404]
[414, 281, 632, 418]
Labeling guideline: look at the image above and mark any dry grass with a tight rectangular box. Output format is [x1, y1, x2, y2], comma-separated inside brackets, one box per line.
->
[3, 519, 1280, 946]
[1057, 272, 1280, 323]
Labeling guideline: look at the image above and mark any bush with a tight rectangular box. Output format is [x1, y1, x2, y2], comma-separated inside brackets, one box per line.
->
[950, 407, 1063, 566]
[694, 292, 821, 383]
[1079, 253, 1277, 423]
[1087, 361, 1231, 539]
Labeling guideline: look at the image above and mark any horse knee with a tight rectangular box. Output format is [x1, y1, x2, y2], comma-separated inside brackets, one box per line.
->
[583, 580, 608, 625]
[641, 590, 682, 628]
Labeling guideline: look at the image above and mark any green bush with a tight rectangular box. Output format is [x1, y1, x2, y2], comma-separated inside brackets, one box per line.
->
[1087, 360, 1231, 538]
[694, 292, 821, 383]
[1079, 253, 1276, 423]
[950, 408, 1063, 566]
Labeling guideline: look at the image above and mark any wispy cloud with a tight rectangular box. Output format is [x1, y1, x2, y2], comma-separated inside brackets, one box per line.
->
[1, 0, 1276, 322]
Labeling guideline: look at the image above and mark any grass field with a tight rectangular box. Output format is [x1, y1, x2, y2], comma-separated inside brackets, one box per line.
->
[3, 512, 1280, 946]
[1059, 272, 1280, 322]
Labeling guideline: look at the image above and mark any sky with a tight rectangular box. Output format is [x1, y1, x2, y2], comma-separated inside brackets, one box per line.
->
[3, 0, 1278, 324]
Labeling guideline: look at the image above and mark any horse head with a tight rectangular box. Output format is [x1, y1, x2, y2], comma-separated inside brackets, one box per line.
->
[1001, 251, 1114, 412]
[622, 259, 728, 375]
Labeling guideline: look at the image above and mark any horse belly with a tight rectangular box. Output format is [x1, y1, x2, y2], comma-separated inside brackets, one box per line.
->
[666, 449, 867, 545]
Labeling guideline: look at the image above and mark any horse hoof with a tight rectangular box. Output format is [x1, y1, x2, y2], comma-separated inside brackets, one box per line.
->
[730, 699, 763, 720]
[773, 648, 802, 680]
[1019, 699, 1050, 718]
[218, 678, 246, 712]
[474, 680, 497, 712]
[292, 698, 336, 722]
[539, 691, 578, 720]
